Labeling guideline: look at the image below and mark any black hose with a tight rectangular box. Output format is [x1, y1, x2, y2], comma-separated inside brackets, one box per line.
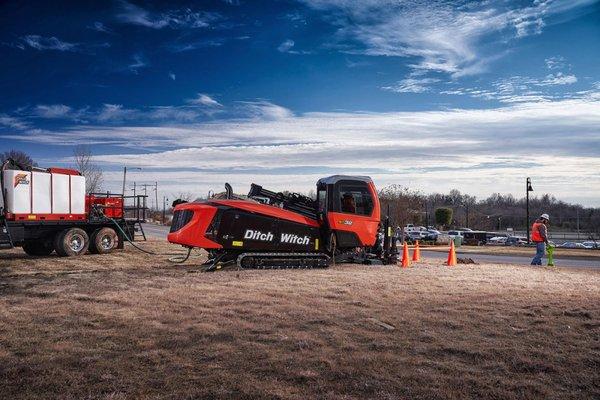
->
[104, 215, 195, 263]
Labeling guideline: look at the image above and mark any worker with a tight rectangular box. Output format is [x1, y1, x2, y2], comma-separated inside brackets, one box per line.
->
[341, 193, 356, 213]
[531, 213, 550, 266]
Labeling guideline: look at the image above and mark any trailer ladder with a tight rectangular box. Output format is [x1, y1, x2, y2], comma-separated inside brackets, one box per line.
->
[0, 219, 14, 250]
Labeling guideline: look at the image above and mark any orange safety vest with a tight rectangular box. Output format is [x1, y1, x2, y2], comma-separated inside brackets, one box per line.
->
[531, 221, 544, 242]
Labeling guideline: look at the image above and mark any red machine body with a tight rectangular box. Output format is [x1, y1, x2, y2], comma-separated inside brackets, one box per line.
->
[168, 176, 384, 259]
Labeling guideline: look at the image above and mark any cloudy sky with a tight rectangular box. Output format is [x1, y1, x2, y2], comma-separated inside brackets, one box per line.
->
[1, 0, 599, 206]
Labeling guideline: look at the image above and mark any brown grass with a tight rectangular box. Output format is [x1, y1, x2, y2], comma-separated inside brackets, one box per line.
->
[1, 240, 599, 399]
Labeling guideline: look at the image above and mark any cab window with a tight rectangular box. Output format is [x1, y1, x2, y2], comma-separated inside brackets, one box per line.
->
[338, 185, 373, 216]
[317, 189, 327, 213]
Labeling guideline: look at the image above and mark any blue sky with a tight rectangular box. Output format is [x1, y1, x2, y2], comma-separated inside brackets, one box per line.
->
[1, 0, 599, 206]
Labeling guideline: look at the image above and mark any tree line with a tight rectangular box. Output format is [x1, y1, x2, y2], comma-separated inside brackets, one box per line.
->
[379, 185, 600, 235]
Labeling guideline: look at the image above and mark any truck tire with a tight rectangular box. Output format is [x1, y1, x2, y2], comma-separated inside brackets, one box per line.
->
[89, 227, 118, 254]
[22, 240, 54, 256]
[54, 228, 89, 257]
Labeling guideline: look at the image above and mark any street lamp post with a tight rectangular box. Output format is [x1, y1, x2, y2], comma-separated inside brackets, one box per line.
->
[526, 177, 533, 244]
[122, 166, 142, 196]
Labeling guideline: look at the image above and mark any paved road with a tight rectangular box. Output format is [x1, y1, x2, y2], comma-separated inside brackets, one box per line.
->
[421, 250, 600, 270]
[141, 223, 170, 239]
[143, 224, 599, 269]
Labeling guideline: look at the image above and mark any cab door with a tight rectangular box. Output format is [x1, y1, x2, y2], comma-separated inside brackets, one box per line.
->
[326, 180, 380, 247]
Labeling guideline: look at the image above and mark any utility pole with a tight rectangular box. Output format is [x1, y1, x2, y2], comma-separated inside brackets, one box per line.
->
[526, 177, 533, 244]
[122, 166, 127, 196]
[465, 203, 470, 229]
[162, 196, 169, 224]
[577, 208, 580, 240]
[155, 182, 158, 212]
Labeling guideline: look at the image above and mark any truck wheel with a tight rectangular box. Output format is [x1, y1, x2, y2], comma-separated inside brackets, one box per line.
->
[89, 227, 118, 254]
[54, 228, 89, 257]
[22, 240, 54, 256]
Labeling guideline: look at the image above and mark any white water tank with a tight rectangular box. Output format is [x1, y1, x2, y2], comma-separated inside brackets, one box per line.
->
[1, 169, 86, 219]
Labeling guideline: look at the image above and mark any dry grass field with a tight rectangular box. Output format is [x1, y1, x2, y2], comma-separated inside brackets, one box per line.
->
[1, 240, 599, 399]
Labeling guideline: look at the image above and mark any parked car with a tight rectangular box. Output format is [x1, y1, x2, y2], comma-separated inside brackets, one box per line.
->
[559, 242, 588, 249]
[581, 241, 599, 249]
[505, 236, 527, 246]
[447, 230, 464, 239]
[462, 231, 488, 246]
[425, 229, 440, 241]
[405, 230, 428, 242]
[488, 236, 507, 245]
[404, 224, 426, 233]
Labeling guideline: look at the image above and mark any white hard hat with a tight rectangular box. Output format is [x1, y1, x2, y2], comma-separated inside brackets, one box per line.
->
[540, 213, 550, 221]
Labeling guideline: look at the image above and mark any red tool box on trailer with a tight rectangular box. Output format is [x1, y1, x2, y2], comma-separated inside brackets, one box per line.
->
[86, 195, 124, 218]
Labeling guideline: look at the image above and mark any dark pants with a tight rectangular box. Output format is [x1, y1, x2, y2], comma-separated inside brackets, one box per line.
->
[531, 242, 545, 265]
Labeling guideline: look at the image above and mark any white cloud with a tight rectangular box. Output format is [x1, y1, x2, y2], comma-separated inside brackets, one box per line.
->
[186, 93, 222, 107]
[168, 72, 176, 80]
[382, 78, 440, 93]
[299, 0, 596, 78]
[116, 0, 220, 29]
[0, 114, 29, 130]
[147, 106, 204, 122]
[238, 101, 294, 120]
[539, 73, 577, 86]
[97, 104, 138, 122]
[34, 104, 73, 118]
[20, 35, 77, 51]
[6, 95, 600, 204]
[128, 53, 147, 74]
[88, 21, 112, 33]
[278, 39, 295, 53]
[168, 39, 226, 52]
[443, 72, 580, 103]
[545, 56, 567, 70]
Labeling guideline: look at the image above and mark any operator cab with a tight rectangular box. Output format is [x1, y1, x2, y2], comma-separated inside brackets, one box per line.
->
[316, 175, 376, 218]
[316, 175, 380, 249]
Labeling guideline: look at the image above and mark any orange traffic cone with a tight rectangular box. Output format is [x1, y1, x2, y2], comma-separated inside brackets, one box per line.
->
[401, 242, 411, 268]
[447, 240, 457, 267]
[412, 240, 421, 262]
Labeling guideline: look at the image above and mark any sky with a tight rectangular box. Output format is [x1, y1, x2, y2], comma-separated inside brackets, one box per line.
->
[1, 0, 599, 206]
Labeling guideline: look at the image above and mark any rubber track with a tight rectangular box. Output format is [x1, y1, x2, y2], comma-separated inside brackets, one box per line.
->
[237, 252, 330, 269]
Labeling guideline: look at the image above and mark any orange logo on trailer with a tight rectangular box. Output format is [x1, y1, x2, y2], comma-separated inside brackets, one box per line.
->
[14, 174, 30, 187]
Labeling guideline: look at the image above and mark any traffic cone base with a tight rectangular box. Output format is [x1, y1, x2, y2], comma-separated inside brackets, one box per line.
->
[447, 241, 457, 267]
[401, 242, 411, 268]
[412, 240, 421, 262]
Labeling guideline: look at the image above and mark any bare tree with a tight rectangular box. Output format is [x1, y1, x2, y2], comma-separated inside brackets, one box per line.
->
[73, 145, 103, 193]
[1, 149, 37, 168]
[378, 184, 425, 229]
[172, 191, 196, 202]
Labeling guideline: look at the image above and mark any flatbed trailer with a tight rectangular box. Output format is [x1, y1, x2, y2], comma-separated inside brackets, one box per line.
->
[0, 193, 147, 256]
